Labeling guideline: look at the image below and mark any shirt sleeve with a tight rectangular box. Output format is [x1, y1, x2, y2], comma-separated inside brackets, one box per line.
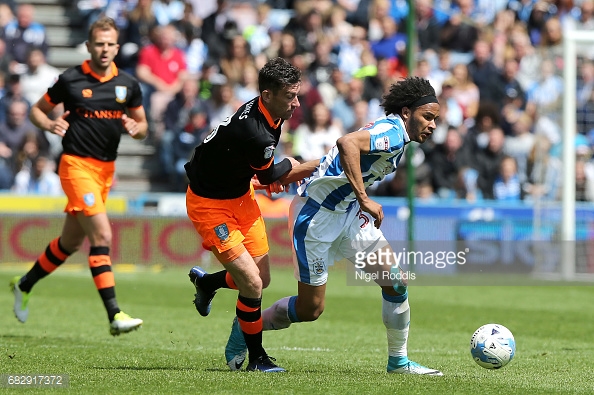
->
[45, 73, 67, 105]
[128, 79, 143, 108]
[246, 131, 277, 171]
[368, 121, 405, 154]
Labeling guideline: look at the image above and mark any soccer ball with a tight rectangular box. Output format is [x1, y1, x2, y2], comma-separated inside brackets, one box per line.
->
[470, 323, 516, 369]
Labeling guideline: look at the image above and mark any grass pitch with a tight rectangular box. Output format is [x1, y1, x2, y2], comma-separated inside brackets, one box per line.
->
[1, 264, 593, 394]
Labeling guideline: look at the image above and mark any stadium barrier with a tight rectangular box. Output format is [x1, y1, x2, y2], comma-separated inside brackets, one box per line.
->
[1, 194, 593, 280]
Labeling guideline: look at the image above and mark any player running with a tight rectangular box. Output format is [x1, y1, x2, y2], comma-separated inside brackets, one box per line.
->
[185, 57, 303, 372]
[225, 76, 444, 375]
[10, 17, 146, 336]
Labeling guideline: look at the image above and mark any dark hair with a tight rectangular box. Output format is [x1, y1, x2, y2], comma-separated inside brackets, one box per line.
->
[258, 57, 301, 94]
[88, 16, 119, 42]
[381, 77, 436, 116]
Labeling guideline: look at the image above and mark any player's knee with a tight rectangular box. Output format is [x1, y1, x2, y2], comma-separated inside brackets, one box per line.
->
[299, 305, 324, 322]
[260, 273, 271, 289]
[245, 274, 263, 294]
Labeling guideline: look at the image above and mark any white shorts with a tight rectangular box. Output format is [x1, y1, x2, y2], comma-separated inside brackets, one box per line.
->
[290, 196, 387, 286]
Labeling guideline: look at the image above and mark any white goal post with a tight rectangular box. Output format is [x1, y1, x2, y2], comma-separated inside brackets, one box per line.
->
[561, 29, 594, 281]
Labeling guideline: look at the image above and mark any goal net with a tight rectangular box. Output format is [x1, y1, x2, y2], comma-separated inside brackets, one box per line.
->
[533, 29, 594, 281]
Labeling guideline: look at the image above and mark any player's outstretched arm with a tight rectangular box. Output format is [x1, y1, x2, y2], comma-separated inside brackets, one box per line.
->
[278, 158, 320, 185]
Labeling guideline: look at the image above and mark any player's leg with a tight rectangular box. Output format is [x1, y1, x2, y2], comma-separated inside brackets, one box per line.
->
[77, 212, 143, 335]
[342, 208, 442, 375]
[10, 213, 82, 323]
[188, 217, 273, 316]
[261, 195, 336, 330]
[220, 250, 284, 372]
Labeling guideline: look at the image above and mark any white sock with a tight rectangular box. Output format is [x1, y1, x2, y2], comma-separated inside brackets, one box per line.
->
[262, 296, 292, 330]
[382, 297, 410, 357]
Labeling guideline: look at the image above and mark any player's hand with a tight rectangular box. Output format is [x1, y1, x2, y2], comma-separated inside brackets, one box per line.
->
[50, 110, 70, 137]
[359, 197, 384, 228]
[265, 181, 285, 197]
[122, 114, 139, 138]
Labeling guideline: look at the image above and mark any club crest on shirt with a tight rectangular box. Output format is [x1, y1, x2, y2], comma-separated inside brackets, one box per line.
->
[115, 86, 127, 103]
[264, 145, 275, 159]
[375, 136, 390, 151]
[311, 258, 326, 275]
[214, 224, 230, 242]
[83, 193, 95, 206]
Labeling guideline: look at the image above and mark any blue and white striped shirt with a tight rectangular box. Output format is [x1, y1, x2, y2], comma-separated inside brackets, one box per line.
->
[297, 114, 409, 212]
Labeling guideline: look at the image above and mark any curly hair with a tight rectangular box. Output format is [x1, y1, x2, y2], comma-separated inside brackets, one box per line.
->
[258, 57, 302, 94]
[381, 76, 436, 116]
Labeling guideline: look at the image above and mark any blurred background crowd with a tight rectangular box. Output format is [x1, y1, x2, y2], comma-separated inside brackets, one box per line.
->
[1, 0, 594, 203]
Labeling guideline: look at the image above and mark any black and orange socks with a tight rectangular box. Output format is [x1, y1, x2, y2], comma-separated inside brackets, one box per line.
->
[89, 246, 120, 321]
[200, 270, 238, 294]
[236, 294, 265, 362]
[19, 237, 71, 293]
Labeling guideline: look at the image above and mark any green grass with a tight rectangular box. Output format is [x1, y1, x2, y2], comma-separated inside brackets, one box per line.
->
[1, 265, 594, 394]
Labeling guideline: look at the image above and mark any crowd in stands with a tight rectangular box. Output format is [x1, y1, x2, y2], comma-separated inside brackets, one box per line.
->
[1, 0, 594, 203]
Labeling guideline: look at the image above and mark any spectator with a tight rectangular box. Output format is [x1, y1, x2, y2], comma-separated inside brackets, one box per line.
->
[367, 0, 392, 41]
[575, 158, 594, 202]
[152, 0, 185, 26]
[510, 29, 541, 91]
[450, 63, 480, 121]
[174, 3, 207, 77]
[430, 127, 469, 199]
[170, 104, 210, 192]
[369, 15, 406, 66]
[307, 37, 337, 87]
[12, 154, 61, 195]
[525, 58, 564, 126]
[160, 78, 205, 177]
[493, 57, 527, 116]
[504, 112, 535, 183]
[0, 99, 40, 155]
[317, 66, 348, 109]
[336, 25, 367, 78]
[292, 102, 343, 161]
[437, 79, 464, 131]
[475, 127, 506, 199]
[467, 40, 500, 102]
[536, 16, 564, 73]
[439, 0, 480, 64]
[523, 134, 561, 201]
[76, 0, 109, 46]
[13, 129, 46, 175]
[428, 49, 453, 97]
[0, 73, 31, 125]
[200, 0, 236, 62]
[415, 0, 441, 61]
[19, 47, 60, 107]
[135, 24, 188, 137]
[493, 155, 522, 201]
[331, 77, 365, 132]
[243, 3, 273, 57]
[219, 35, 254, 87]
[120, 0, 159, 71]
[233, 63, 260, 103]
[206, 82, 240, 130]
[3, 3, 49, 75]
